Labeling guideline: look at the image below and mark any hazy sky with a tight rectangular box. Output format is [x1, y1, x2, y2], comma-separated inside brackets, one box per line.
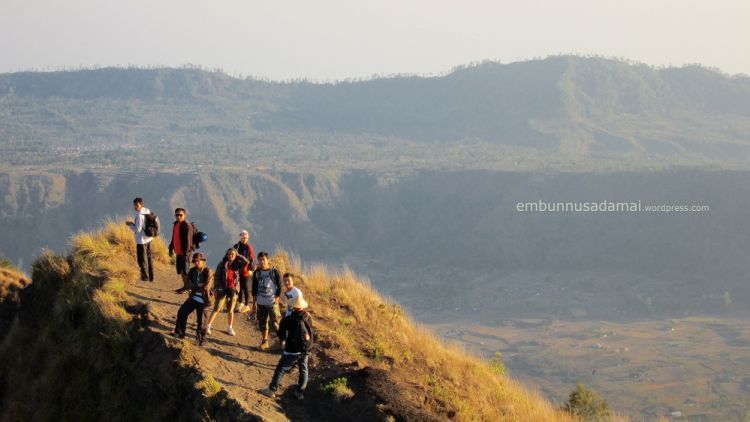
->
[1, 0, 748, 80]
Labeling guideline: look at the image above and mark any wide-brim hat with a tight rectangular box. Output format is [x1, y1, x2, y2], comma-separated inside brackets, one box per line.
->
[289, 295, 308, 309]
[192, 252, 206, 262]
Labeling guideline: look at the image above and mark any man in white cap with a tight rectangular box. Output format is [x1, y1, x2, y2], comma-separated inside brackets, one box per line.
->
[260, 295, 313, 400]
[233, 229, 255, 313]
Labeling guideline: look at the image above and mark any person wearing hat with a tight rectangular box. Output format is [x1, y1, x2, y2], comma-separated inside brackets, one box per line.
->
[233, 229, 255, 313]
[260, 294, 313, 400]
[173, 252, 213, 345]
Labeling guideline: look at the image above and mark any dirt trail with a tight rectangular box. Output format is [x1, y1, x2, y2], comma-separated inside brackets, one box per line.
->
[127, 265, 311, 422]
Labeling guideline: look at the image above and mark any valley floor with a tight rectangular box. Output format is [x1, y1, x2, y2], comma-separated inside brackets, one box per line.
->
[431, 316, 750, 421]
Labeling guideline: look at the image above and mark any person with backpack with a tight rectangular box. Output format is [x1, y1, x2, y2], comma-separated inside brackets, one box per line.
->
[260, 295, 313, 400]
[282, 273, 304, 317]
[205, 248, 249, 337]
[233, 230, 255, 313]
[125, 197, 154, 282]
[169, 208, 196, 293]
[173, 252, 213, 345]
[252, 251, 282, 350]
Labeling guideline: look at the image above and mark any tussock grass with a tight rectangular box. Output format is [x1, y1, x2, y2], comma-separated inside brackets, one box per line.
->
[269, 251, 579, 421]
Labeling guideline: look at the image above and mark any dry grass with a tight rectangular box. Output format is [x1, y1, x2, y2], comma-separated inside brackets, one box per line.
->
[269, 251, 581, 422]
[0, 222, 228, 421]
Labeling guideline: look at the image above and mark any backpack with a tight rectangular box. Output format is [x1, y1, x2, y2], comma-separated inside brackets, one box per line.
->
[189, 222, 204, 249]
[292, 313, 314, 353]
[144, 212, 160, 237]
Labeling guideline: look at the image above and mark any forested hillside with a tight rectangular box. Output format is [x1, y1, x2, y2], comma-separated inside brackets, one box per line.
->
[2, 56, 750, 170]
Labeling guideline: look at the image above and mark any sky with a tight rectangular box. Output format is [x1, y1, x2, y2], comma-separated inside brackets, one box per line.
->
[1, 0, 748, 81]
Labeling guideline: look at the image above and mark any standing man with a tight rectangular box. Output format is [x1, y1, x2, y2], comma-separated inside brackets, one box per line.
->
[252, 251, 282, 350]
[169, 208, 195, 293]
[260, 295, 313, 400]
[233, 229, 255, 313]
[125, 197, 154, 282]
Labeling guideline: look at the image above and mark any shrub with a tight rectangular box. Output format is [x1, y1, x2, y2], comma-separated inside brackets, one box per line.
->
[488, 351, 506, 375]
[562, 383, 611, 421]
[321, 377, 354, 402]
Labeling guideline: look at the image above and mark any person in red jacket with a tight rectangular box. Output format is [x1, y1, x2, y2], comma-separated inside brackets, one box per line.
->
[168, 208, 196, 293]
[205, 248, 249, 337]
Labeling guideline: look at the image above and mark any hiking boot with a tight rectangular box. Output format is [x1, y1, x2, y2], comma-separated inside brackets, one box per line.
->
[294, 390, 304, 400]
[174, 287, 188, 294]
[205, 325, 212, 336]
[238, 304, 250, 314]
[259, 388, 275, 398]
[260, 339, 269, 350]
[227, 326, 236, 336]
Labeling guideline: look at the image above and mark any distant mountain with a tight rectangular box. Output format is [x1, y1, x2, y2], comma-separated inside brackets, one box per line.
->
[1, 56, 750, 168]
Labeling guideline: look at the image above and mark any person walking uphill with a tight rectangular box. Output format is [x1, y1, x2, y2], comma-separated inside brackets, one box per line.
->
[125, 197, 154, 282]
[173, 252, 213, 345]
[205, 248, 249, 337]
[260, 295, 313, 400]
[233, 230, 255, 313]
[169, 208, 196, 293]
[252, 251, 282, 350]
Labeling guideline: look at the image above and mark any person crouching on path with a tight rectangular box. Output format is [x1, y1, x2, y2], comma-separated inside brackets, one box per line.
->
[205, 248, 249, 336]
[252, 251, 282, 350]
[173, 252, 213, 345]
[168, 208, 196, 293]
[125, 197, 154, 282]
[260, 295, 313, 400]
[233, 230, 255, 313]
[282, 273, 304, 317]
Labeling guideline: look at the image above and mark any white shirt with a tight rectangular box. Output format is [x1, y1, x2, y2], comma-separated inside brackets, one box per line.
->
[284, 287, 303, 316]
[131, 207, 154, 245]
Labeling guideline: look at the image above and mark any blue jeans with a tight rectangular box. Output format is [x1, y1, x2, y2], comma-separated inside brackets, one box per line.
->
[269, 353, 308, 392]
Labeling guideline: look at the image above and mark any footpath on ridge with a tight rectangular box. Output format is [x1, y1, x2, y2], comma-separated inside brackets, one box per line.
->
[127, 263, 311, 422]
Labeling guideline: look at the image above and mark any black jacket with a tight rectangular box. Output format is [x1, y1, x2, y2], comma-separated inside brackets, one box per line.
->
[277, 310, 313, 354]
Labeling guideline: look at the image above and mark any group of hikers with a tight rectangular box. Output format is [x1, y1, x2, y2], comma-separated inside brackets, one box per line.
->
[126, 197, 312, 399]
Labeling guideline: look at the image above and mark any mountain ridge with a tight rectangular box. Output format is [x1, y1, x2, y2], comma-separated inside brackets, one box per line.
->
[2, 56, 750, 168]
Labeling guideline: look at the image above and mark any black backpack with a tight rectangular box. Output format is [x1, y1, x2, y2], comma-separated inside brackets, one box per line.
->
[144, 212, 160, 237]
[294, 314, 314, 353]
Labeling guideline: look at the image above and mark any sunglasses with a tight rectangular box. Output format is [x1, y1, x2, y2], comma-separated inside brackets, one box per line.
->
[175, 214, 185, 217]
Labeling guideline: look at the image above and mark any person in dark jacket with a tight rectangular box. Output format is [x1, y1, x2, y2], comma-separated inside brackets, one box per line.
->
[173, 252, 213, 345]
[233, 230, 255, 313]
[260, 295, 312, 400]
[205, 248, 249, 337]
[251, 251, 282, 350]
[168, 208, 196, 293]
